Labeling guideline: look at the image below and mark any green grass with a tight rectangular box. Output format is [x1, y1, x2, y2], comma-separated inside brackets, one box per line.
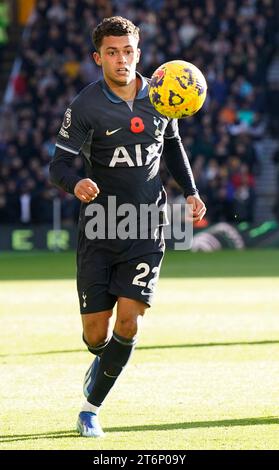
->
[0, 250, 279, 449]
[1, 249, 279, 280]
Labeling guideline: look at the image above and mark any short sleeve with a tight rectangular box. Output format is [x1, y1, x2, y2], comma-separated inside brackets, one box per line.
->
[56, 97, 90, 155]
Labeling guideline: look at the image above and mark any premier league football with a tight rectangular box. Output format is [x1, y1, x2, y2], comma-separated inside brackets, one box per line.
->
[149, 60, 207, 118]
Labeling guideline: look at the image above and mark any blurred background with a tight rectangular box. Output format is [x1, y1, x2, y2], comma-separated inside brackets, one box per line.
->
[0, 0, 278, 251]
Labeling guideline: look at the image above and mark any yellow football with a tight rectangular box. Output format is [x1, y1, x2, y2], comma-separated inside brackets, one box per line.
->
[149, 60, 207, 119]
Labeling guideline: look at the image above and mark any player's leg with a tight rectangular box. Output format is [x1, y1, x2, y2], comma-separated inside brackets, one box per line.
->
[77, 238, 118, 392]
[77, 232, 164, 436]
[82, 310, 114, 398]
[84, 298, 147, 409]
[77, 274, 117, 392]
[114, 297, 146, 338]
[78, 300, 146, 437]
[82, 310, 114, 356]
[76, 253, 117, 437]
[77, 309, 114, 438]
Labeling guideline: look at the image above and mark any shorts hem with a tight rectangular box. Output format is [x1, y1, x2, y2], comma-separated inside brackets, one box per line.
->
[109, 290, 152, 308]
[80, 300, 117, 314]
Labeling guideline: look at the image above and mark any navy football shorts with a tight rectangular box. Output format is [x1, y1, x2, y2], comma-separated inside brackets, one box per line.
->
[76, 227, 165, 314]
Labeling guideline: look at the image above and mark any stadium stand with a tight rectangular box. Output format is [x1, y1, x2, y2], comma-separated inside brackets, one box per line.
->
[0, 0, 278, 226]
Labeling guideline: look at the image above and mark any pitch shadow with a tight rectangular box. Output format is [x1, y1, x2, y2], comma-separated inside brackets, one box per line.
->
[0, 339, 279, 358]
[1, 416, 278, 443]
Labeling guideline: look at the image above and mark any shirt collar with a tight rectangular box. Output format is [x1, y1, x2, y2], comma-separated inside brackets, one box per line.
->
[100, 72, 149, 103]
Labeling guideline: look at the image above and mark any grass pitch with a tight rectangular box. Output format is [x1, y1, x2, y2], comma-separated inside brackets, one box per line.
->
[0, 250, 279, 450]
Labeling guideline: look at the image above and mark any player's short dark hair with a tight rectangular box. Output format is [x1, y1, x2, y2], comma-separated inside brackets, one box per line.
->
[92, 16, 140, 51]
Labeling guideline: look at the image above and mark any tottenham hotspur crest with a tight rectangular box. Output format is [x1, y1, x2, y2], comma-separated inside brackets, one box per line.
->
[153, 117, 163, 140]
[82, 292, 87, 308]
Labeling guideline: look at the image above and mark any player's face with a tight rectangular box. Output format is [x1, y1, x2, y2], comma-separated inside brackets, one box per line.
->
[93, 35, 140, 87]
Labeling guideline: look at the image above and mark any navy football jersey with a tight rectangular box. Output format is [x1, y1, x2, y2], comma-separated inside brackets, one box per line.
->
[55, 73, 179, 215]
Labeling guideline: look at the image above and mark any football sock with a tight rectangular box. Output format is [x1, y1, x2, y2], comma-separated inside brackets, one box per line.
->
[81, 400, 100, 415]
[87, 331, 137, 407]
[82, 334, 110, 356]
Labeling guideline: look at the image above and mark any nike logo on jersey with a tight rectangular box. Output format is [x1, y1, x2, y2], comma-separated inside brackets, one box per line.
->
[106, 128, 122, 136]
[141, 290, 151, 296]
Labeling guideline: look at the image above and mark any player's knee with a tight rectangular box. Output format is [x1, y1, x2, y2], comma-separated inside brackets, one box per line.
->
[116, 317, 139, 339]
[83, 330, 110, 349]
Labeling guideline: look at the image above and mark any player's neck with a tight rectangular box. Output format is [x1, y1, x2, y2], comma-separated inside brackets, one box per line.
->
[105, 76, 140, 102]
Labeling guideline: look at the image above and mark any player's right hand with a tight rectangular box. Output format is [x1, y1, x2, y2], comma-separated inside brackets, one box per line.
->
[74, 178, 100, 203]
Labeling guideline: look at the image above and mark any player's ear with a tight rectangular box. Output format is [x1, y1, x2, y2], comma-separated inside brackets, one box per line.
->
[136, 48, 141, 64]
[93, 51, 102, 66]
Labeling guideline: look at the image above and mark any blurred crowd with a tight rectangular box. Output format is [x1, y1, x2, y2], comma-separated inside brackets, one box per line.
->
[0, 0, 277, 225]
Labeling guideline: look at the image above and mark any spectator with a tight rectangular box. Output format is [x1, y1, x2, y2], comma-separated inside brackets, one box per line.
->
[0, 0, 276, 226]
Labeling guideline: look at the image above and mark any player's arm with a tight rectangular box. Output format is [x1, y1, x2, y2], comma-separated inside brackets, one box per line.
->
[163, 119, 206, 222]
[49, 102, 99, 203]
[50, 148, 99, 203]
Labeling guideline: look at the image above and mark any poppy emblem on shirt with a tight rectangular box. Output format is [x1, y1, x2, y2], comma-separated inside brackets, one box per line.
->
[130, 117, 145, 133]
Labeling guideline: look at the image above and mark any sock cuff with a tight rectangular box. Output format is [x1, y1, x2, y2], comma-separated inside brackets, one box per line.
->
[113, 331, 137, 346]
[82, 334, 110, 355]
[81, 399, 100, 415]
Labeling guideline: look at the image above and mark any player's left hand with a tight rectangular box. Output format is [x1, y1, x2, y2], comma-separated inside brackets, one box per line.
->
[186, 194, 206, 222]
